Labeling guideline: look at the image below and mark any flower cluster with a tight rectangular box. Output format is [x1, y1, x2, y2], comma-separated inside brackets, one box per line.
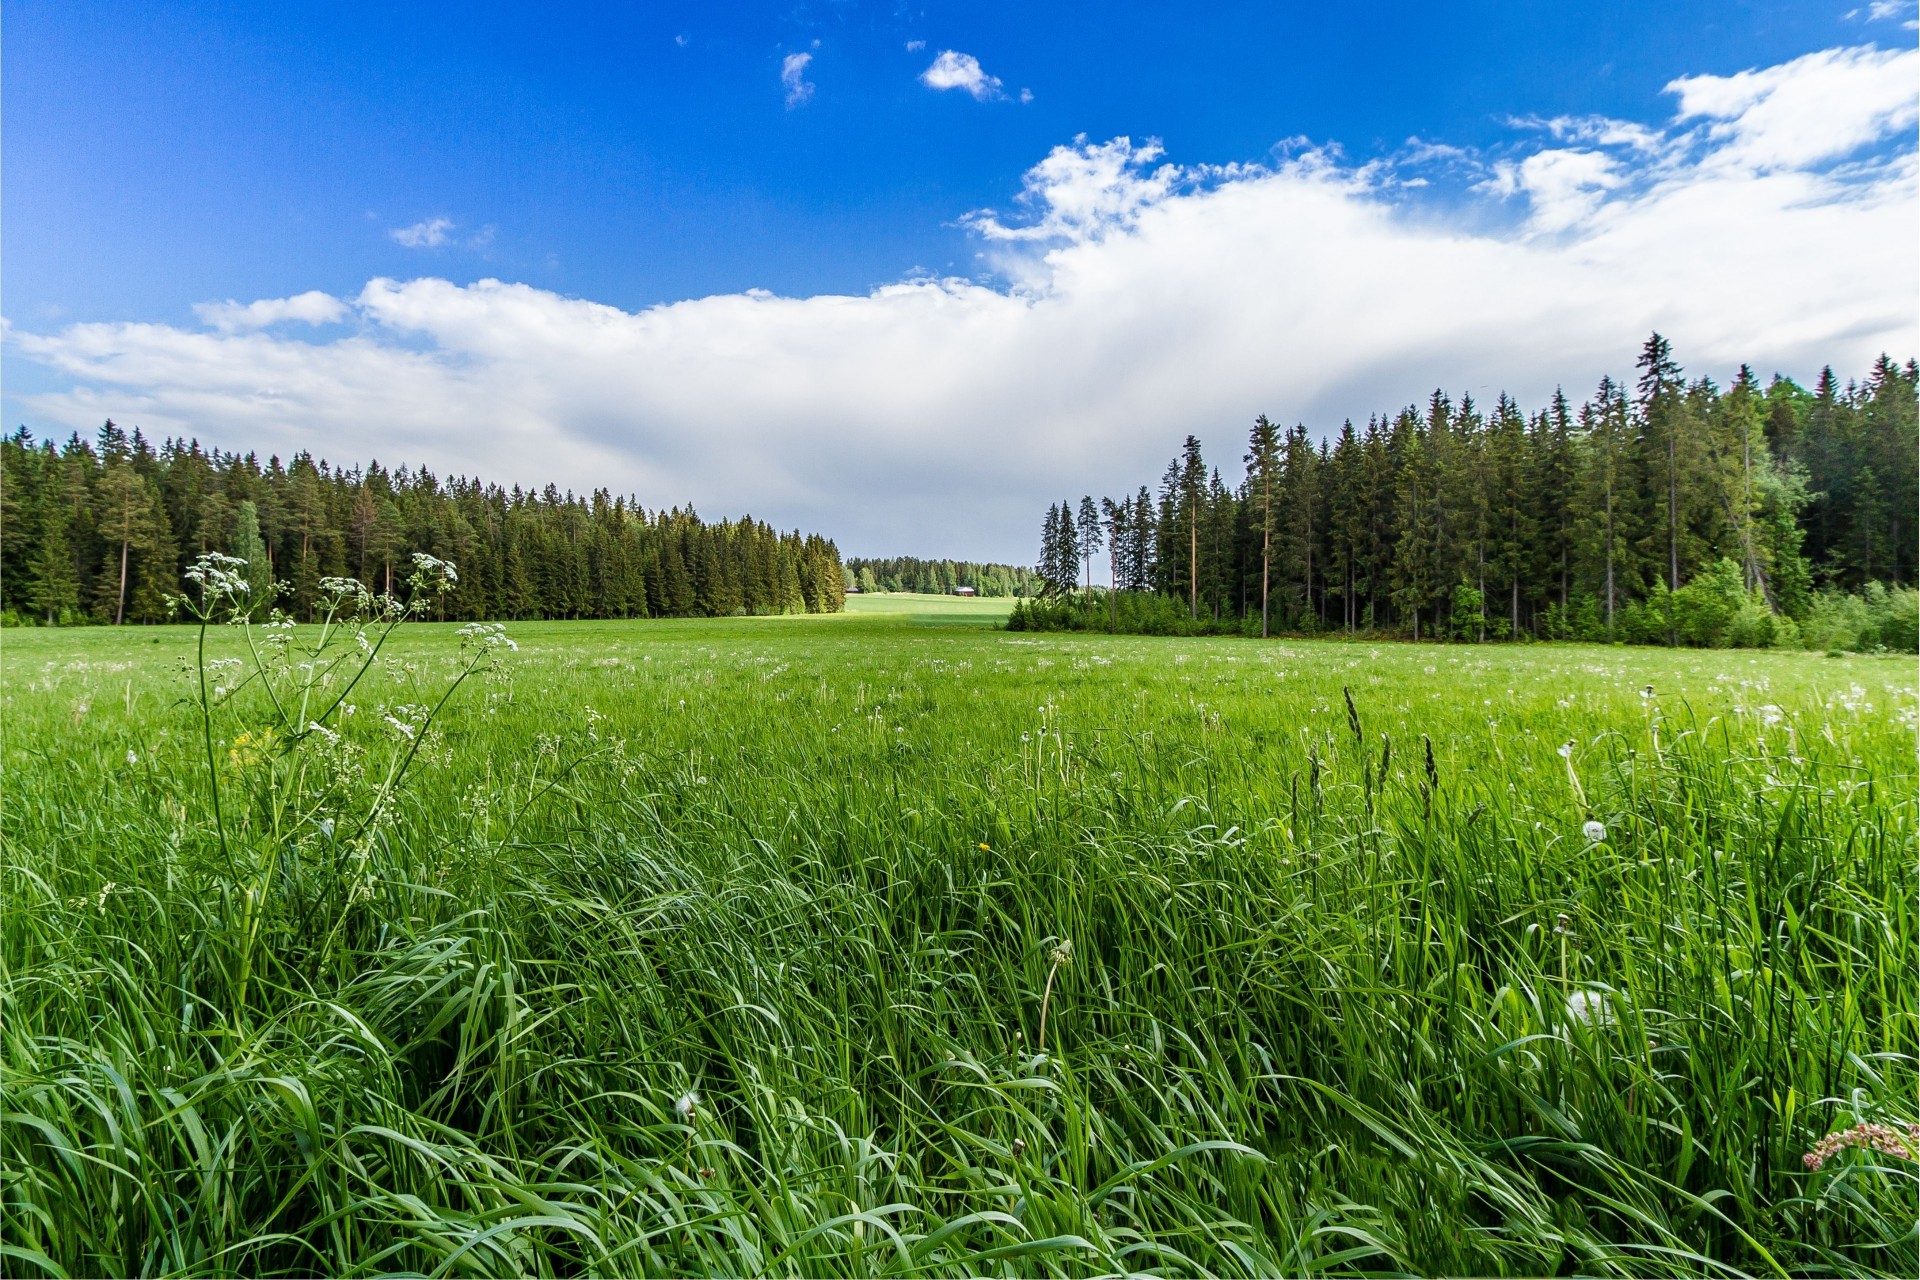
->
[407, 553, 459, 605]
[183, 552, 252, 602]
[1803, 1121, 1920, 1170]
[457, 622, 519, 662]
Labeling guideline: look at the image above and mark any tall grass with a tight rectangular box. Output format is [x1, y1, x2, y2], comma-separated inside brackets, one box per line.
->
[3, 592, 1914, 1276]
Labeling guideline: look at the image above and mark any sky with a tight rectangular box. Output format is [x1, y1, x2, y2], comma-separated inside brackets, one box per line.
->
[5, 1, 1917, 563]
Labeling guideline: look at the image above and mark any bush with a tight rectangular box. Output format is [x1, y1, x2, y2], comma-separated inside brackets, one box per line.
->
[1447, 583, 1486, 642]
[1797, 583, 1918, 653]
[1670, 559, 1747, 647]
[1007, 591, 1242, 636]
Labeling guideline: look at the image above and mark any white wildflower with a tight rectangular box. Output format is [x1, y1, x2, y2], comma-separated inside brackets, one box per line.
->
[1566, 989, 1613, 1027]
[674, 1090, 699, 1119]
[1557, 741, 1574, 759]
[1583, 820, 1606, 844]
[126, 749, 139, 766]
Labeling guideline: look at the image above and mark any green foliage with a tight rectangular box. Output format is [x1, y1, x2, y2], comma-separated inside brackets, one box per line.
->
[3, 617, 1914, 1275]
[0, 428, 847, 625]
[1800, 583, 1920, 654]
[1037, 341, 1916, 647]
[843, 556, 1039, 597]
[1668, 557, 1747, 647]
[1447, 582, 1486, 642]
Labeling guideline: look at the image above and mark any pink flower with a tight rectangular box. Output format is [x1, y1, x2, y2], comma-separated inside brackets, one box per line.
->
[1803, 1121, 1920, 1170]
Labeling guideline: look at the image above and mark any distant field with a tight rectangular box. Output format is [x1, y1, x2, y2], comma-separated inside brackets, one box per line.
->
[841, 589, 1019, 623]
[3, 612, 1915, 1276]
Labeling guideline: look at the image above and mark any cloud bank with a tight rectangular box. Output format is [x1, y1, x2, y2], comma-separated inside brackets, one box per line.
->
[10, 45, 1916, 561]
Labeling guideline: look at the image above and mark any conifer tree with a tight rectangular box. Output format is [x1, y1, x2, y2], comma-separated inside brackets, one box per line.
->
[1244, 415, 1281, 637]
[1076, 495, 1102, 593]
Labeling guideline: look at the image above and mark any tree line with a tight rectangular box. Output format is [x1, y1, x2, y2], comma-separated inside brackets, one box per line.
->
[844, 556, 1041, 597]
[0, 425, 847, 625]
[1023, 337, 1917, 648]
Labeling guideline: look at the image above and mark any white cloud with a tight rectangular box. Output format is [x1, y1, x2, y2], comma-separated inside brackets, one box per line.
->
[1513, 148, 1624, 231]
[1666, 45, 1918, 172]
[192, 290, 348, 332]
[1862, 1, 1917, 28]
[781, 52, 814, 108]
[9, 44, 1916, 562]
[905, 39, 925, 52]
[966, 137, 1177, 248]
[391, 217, 454, 248]
[920, 50, 1003, 101]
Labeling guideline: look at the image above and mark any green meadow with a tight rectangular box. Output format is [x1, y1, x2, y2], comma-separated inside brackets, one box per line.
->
[2, 592, 1915, 1277]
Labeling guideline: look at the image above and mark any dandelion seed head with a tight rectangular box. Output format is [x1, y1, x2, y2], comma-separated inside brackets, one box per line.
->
[1566, 989, 1612, 1026]
[674, 1090, 699, 1118]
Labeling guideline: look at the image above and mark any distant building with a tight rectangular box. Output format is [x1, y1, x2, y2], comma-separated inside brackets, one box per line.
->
[952, 585, 977, 596]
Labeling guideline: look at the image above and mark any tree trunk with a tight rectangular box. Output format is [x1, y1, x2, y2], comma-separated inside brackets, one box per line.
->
[115, 539, 130, 626]
[1189, 510, 1197, 619]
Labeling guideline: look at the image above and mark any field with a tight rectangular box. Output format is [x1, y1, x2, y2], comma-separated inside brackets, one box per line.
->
[2, 589, 1915, 1277]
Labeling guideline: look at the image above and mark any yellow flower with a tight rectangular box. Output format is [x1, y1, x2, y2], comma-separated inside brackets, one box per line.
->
[978, 842, 992, 851]
[228, 726, 277, 770]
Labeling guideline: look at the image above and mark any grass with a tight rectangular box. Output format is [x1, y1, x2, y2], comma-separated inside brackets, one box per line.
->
[2, 592, 1915, 1277]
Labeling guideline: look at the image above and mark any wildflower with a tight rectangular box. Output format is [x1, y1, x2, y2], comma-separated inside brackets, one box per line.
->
[1557, 741, 1574, 759]
[126, 749, 139, 766]
[384, 715, 417, 742]
[978, 842, 991, 851]
[674, 1090, 700, 1119]
[1583, 820, 1606, 843]
[1803, 1121, 1920, 1170]
[1566, 989, 1612, 1026]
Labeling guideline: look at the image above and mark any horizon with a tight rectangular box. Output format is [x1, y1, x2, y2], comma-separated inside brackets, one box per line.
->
[5, 1, 1917, 562]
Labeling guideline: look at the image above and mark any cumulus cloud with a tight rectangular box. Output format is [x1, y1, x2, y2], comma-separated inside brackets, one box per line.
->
[781, 52, 814, 108]
[390, 217, 454, 248]
[1666, 44, 1918, 172]
[192, 290, 348, 332]
[9, 44, 1916, 562]
[920, 50, 1003, 100]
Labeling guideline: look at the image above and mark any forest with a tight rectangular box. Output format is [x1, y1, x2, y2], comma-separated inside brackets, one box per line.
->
[844, 555, 1040, 597]
[1021, 337, 1918, 648]
[0, 425, 847, 624]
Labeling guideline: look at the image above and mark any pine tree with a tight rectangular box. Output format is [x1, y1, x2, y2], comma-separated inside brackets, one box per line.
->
[230, 500, 275, 615]
[1076, 495, 1102, 594]
[1244, 415, 1282, 637]
[94, 464, 160, 625]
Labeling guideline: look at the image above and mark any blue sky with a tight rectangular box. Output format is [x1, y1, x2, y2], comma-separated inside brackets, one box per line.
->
[5, 2, 1916, 559]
